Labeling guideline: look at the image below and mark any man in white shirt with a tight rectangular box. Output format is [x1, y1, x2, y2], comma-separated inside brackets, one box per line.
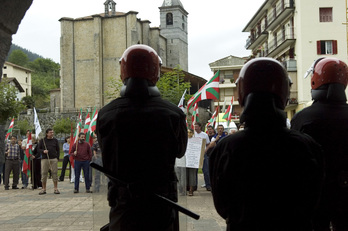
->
[194, 122, 211, 190]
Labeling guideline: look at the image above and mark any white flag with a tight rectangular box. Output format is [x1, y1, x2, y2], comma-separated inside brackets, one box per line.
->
[33, 107, 42, 139]
[177, 89, 187, 112]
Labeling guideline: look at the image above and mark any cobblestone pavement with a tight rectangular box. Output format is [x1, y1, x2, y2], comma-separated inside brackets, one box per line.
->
[0, 174, 225, 231]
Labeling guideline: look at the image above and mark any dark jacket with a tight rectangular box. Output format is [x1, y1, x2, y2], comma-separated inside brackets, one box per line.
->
[96, 82, 187, 231]
[291, 100, 348, 216]
[210, 94, 324, 231]
[37, 137, 60, 160]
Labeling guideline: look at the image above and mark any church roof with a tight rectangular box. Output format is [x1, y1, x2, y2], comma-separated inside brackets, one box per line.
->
[161, 0, 184, 8]
[72, 11, 127, 20]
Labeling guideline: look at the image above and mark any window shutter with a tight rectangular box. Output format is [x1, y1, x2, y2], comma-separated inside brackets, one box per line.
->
[333, 40, 337, 54]
[317, 41, 321, 54]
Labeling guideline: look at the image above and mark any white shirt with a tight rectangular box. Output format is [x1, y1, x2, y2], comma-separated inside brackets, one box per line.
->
[22, 138, 28, 149]
[194, 131, 210, 145]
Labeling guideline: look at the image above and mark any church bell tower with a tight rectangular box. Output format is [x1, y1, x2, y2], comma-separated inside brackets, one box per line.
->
[159, 0, 188, 71]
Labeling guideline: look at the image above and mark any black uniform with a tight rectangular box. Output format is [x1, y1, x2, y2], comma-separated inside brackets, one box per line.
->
[292, 100, 348, 230]
[210, 94, 324, 231]
[96, 81, 187, 231]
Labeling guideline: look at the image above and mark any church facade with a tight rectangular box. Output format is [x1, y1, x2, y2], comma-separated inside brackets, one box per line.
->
[59, 0, 189, 111]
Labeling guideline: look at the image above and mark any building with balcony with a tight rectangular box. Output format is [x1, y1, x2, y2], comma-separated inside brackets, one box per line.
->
[209, 55, 247, 125]
[243, 0, 348, 117]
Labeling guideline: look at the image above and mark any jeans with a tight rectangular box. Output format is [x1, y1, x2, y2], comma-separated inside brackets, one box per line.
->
[74, 160, 90, 191]
[202, 154, 211, 189]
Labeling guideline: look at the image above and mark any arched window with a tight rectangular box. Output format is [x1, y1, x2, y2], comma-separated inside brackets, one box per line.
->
[166, 13, 173, 25]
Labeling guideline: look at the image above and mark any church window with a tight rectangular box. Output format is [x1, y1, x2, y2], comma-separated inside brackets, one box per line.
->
[182, 23, 185, 30]
[166, 13, 173, 25]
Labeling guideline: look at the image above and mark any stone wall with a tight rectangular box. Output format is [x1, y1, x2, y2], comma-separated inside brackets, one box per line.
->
[60, 11, 168, 112]
[17, 109, 90, 140]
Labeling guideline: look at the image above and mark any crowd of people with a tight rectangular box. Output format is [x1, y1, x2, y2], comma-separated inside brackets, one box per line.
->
[1, 128, 104, 195]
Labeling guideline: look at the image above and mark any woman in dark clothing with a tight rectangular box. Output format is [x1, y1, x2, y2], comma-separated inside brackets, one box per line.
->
[31, 137, 42, 189]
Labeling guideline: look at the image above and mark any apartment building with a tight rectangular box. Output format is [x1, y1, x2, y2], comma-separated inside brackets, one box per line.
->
[209, 55, 246, 123]
[243, 0, 348, 117]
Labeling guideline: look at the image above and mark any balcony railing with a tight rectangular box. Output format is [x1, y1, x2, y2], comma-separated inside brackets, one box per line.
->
[268, 28, 295, 55]
[267, 0, 295, 27]
[283, 59, 297, 71]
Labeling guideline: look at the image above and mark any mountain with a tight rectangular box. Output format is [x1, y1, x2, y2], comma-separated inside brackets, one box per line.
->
[6, 44, 43, 62]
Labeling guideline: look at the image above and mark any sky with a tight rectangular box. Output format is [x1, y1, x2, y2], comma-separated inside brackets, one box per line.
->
[12, 0, 265, 80]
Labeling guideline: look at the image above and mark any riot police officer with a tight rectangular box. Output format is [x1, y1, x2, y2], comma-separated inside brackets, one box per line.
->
[96, 44, 187, 231]
[210, 58, 324, 231]
[291, 57, 348, 231]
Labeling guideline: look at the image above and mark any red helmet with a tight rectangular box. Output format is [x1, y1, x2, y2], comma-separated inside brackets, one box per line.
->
[237, 57, 290, 109]
[120, 44, 162, 85]
[311, 57, 348, 90]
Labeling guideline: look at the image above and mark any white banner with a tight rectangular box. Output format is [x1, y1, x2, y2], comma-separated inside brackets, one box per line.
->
[33, 107, 42, 139]
[176, 137, 204, 168]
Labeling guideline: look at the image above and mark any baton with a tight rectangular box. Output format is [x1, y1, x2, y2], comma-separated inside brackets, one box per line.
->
[90, 162, 200, 220]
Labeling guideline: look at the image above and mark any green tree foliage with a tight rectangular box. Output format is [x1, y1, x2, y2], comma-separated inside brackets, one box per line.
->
[104, 76, 123, 104]
[0, 81, 26, 164]
[53, 117, 72, 136]
[157, 66, 192, 105]
[0, 81, 25, 124]
[15, 120, 33, 136]
[28, 58, 60, 108]
[8, 49, 29, 67]
[21, 95, 35, 109]
[7, 44, 43, 62]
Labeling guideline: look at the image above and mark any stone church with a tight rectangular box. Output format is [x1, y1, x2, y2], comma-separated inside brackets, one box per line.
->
[59, 0, 189, 111]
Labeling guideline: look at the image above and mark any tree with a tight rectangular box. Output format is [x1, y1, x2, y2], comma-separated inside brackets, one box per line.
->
[53, 117, 72, 136]
[21, 95, 35, 109]
[8, 49, 29, 67]
[157, 66, 192, 105]
[15, 120, 33, 137]
[0, 81, 26, 165]
[28, 58, 60, 108]
[28, 58, 60, 75]
[103, 76, 123, 104]
[0, 81, 26, 123]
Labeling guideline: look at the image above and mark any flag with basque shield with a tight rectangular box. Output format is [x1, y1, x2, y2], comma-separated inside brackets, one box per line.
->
[22, 131, 32, 177]
[5, 118, 14, 140]
[187, 70, 220, 111]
